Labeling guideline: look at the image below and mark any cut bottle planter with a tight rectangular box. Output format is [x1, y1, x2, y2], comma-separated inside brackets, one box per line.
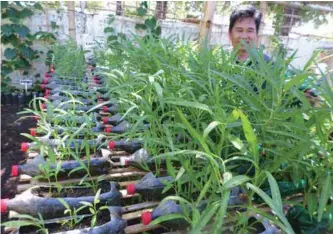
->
[17, 206, 127, 234]
[11, 155, 112, 179]
[1, 181, 121, 219]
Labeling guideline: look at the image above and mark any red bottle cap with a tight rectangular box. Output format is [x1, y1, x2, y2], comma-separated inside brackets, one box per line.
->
[34, 116, 39, 121]
[105, 127, 112, 133]
[141, 211, 152, 225]
[21, 142, 29, 152]
[45, 89, 51, 95]
[108, 141, 115, 149]
[41, 103, 46, 109]
[1, 199, 8, 213]
[103, 117, 108, 124]
[30, 128, 36, 136]
[40, 84, 46, 90]
[11, 165, 19, 177]
[126, 184, 136, 195]
[103, 106, 108, 112]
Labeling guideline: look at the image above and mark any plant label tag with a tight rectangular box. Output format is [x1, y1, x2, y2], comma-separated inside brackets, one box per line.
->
[20, 79, 33, 92]
[20, 79, 33, 86]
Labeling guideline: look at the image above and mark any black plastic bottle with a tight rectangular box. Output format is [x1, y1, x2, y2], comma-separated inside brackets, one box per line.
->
[126, 172, 173, 199]
[1, 182, 121, 219]
[141, 200, 206, 229]
[11, 155, 112, 178]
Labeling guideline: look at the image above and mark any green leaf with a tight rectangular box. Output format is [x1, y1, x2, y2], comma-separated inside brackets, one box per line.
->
[1, 1, 8, 8]
[1, 220, 37, 228]
[190, 203, 219, 234]
[246, 183, 295, 234]
[212, 189, 230, 234]
[318, 173, 331, 222]
[266, 171, 283, 214]
[228, 134, 244, 151]
[19, 46, 35, 59]
[150, 213, 186, 226]
[284, 73, 312, 91]
[135, 23, 147, 30]
[12, 24, 30, 37]
[203, 121, 223, 140]
[137, 7, 147, 16]
[79, 201, 93, 207]
[58, 198, 70, 210]
[177, 109, 210, 153]
[165, 99, 212, 114]
[145, 17, 157, 30]
[4, 48, 17, 60]
[175, 167, 185, 181]
[223, 175, 250, 189]
[196, 174, 212, 204]
[19, 8, 34, 19]
[104, 27, 114, 33]
[237, 109, 259, 165]
[1, 24, 13, 36]
[33, 2, 43, 11]
[91, 215, 97, 227]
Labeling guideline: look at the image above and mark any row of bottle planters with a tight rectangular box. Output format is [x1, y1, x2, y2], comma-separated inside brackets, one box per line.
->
[1, 66, 156, 233]
[1, 92, 44, 106]
[1, 65, 289, 233]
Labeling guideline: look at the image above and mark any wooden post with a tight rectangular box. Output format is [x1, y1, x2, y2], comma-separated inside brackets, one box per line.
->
[199, 1, 217, 48]
[67, 1, 76, 44]
[259, 1, 268, 45]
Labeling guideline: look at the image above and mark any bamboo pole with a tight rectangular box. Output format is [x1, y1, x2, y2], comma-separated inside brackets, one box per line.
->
[199, 1, 217, 48]
[258, 1, 268, 45]
[67, 1, 77, 44]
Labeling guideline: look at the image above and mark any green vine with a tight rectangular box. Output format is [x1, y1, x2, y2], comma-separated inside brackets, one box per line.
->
[1, 1, 56, 91]
[135, 1, 161, 40]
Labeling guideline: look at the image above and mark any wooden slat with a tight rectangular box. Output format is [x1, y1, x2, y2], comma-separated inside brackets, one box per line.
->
[123, 208, 153, 221]
[17, 171, 146, 193]
[125, 223, 162, 234]
[122, 201, 159, 213]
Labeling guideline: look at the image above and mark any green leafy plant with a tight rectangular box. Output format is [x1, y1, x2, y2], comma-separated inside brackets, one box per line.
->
[79, 189, 109, 227]
[1, 213, 49, 234]
[58, 198, 85, 229]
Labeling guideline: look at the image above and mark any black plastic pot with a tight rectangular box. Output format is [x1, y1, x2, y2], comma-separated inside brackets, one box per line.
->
[12, 92, 18, 105]
[1, 92, 5, 105]
[4, 92, 11, 105]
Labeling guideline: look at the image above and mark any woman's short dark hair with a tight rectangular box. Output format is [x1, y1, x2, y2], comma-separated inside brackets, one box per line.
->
[229, 5, 262, 34]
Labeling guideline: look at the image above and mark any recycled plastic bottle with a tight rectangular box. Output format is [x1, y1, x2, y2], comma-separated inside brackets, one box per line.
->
[119, 148, 153, 169]
[126, 172, 173, 199]
[11, 155, 112, 178]
[141, 200, 206, 229]
[42, 102, 118, 114]
[286, 205, 331, 234]
[108, 139, 143, 154]
[21, 139, 142, 154]
[102, 113, 123, 125]
[0, 182, 121, 219]
[52, 206, 127, 234]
